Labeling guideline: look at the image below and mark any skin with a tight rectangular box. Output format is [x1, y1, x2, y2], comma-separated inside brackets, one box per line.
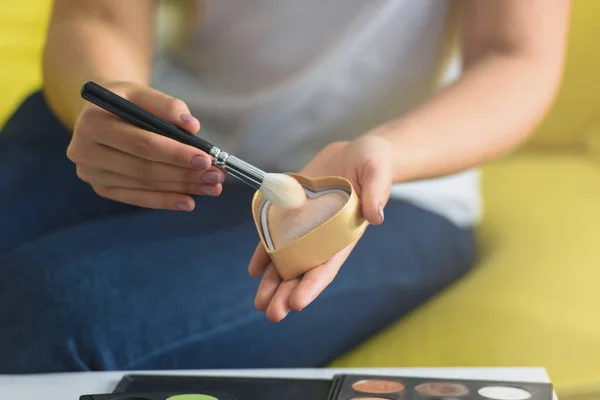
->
[43, 0, 571, 322]
[44, 1, 224, 211]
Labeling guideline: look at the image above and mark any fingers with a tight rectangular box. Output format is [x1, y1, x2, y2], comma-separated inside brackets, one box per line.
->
[288, 266, 336, 312]
[77, 167, 222, 196]
[71, 141, 223, 209]
[248, 243, 271, 278]
[359, 159, 391, 225]
[266, 278, 300, 323]
[288, 244, 352, 312]
[256, 260, 339, 322]
[70, 81, 227, 209]
[73, 142, 224, 184]
[93, 186, 196, 211]
[254, 264, 282, 312]
[254, 242, 355, 322]
[92, 113, 213, 169]
[126, 85, 201, 134]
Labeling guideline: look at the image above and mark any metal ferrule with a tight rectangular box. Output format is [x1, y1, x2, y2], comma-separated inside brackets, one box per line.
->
[210, 147, 266, 189]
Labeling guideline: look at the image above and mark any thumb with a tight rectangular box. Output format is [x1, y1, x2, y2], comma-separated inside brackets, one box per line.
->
[359, 160, 391, 225]
[125, 84, 201, 134]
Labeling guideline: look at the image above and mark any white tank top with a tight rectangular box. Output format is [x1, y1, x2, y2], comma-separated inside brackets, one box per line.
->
[152, 0, 481, 227]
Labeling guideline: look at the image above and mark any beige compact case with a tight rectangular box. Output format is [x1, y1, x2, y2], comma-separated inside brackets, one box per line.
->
[251, 174, 368, 281]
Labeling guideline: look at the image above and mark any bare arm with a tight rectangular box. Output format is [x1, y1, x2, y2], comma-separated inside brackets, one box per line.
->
[42, 0, 223, 211]
[42, 0, 157, 129]
[370, 0, 572, 182]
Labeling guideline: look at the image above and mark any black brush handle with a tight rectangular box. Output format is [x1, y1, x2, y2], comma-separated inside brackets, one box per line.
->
[80, 81, 214, 153]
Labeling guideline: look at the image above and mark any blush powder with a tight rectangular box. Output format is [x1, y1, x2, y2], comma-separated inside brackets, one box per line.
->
[352, 379, 405, 394]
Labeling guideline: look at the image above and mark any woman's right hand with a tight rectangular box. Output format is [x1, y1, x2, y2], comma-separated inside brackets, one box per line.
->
[67, 81, 224, 211]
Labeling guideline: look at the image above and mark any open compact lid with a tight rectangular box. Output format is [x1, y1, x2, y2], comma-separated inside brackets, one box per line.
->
[251, 174, 368, 281]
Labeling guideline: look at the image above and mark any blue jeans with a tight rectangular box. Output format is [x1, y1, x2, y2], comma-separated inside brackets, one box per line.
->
[0, 92, 476, 373]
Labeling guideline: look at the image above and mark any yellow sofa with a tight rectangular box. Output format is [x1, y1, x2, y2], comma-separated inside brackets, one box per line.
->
[2, 2, 599, 399]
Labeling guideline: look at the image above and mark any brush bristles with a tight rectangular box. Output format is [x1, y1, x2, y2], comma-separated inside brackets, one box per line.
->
[260, 173, 306, 209]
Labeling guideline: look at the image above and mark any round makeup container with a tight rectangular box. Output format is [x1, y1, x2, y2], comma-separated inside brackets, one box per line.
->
[415, 382, 469, 397]
[352, 379, 406, 394]
[478, 386, 532, 400]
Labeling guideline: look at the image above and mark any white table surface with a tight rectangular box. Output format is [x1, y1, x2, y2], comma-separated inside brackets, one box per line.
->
[0, 367, 556, 400]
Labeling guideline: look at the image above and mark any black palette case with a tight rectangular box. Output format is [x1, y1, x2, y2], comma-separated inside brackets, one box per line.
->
[80, 373, 553, 400]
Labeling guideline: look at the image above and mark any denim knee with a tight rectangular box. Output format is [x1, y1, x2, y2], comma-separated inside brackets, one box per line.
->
[0, 249, 121, 372]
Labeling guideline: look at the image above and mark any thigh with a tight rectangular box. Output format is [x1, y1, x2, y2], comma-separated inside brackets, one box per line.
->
[0, 91, 138, 254]
[142, 201, 476, 370]
[120, 201, 476, 370]
[0, 193, 475, 372]
[0, 180, 259, 373]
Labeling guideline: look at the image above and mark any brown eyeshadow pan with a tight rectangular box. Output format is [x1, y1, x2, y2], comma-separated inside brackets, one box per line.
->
[352, 379, 405, 394]
[415, 382, 470, 397]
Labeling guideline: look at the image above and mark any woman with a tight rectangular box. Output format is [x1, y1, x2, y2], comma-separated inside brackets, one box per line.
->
[0, 0, 570, 372]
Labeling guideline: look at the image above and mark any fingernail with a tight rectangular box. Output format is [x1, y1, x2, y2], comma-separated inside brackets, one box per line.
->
[180, 113, 198, 123]
[191, 156, 211, 169]
[176, 202, 191, 211]
[202, 171, 223, 184]
[378, 204, 385, 223]
[199, 186, 216, 196]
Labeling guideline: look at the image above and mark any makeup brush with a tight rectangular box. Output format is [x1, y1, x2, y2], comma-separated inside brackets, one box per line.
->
[80, 81, 306, 209]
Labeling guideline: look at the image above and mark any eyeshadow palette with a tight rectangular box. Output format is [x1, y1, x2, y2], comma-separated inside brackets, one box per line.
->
[80, 373, 553, 400]
[332, 374, 551, 399]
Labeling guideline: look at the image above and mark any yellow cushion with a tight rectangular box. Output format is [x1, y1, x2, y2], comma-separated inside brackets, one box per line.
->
[0, 0, 50, 125]
[333, 153, 600, 399]
[525, 0, 600, 149]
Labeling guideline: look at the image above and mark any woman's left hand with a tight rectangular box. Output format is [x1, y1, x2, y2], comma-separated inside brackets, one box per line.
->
[248, 135, 393, 322]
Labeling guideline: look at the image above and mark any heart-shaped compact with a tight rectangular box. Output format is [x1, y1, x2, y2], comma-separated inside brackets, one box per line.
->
[251, 174, 368, 281]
